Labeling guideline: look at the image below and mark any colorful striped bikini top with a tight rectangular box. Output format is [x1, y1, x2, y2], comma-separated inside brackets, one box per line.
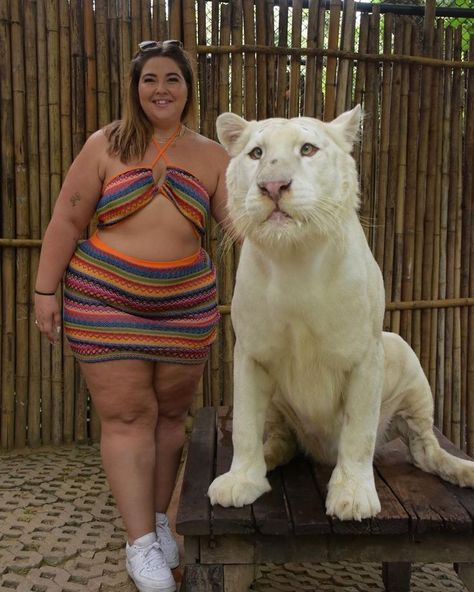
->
[96, 127, 209, 236]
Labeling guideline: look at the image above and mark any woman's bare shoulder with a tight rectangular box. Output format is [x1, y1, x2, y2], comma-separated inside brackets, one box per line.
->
[187, 130, 229, 165]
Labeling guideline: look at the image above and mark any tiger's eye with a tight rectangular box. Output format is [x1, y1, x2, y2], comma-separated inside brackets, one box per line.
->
[249, 147, 263, 160]
[301, 143, 318, 157]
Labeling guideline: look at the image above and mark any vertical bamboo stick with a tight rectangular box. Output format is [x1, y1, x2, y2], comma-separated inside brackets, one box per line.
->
[24, 0, 41, 448]
[400, 26, 420, 347]
[231, 0, 244, 116]
[335, 0, 355, 116]
[120, 0, 132, 94]
[141, 0, 152, 41]
[169, 0, 182, 40]
[243, 0, 256, 120]
[96, 0, 111, 127]
[314, 1, 325, 120]
[303, 0, 321, 117]
[265, 0, 276, 117]
[288, 0, 302, 118]
[131, 0, 142, 50]
[382, 17, 401, 332]
[449, 28, 463, 447]
[36, 0, 53, 446]
[323, 0, 340, 121]
[11, 0, 29, 448]
[374, 14, 393, 273]
[438, 28, 453, 438]
[275, 0, 288, 118]
[255, 0, 268, 119]
[466, 37, 474, 455]
[182, 0, 198, 131]
[152, 0, 168, 41]
[46, 0, 64, 445]
[109, 0, 121, 121]
[84, 0, 98, 136]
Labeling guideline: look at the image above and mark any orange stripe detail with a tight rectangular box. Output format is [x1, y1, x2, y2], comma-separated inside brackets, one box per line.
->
[91, 232, 200, 268]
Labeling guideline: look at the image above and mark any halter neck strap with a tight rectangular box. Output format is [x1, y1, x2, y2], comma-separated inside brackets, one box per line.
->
[151, 125, 182, 167]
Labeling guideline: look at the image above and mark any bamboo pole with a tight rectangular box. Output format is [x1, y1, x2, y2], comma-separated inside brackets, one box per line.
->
[275, 0, 288, 117]
[182, 0, 198, 130]
[24, 0, 41, 448]
[303, 0, 321, 117]
[424, 23, 442, 398]
[255, 0, 268, 119]
[196, 44, 474, 69]
[108, 0, 121, 121]
[383, 21, 408, 333]
[84, 0, 97, 136]
[131, 0, 142, 50]
[169, 0, 182, 40]
[374, 13, 393, 272]
[152, 0, 168, 41]
[335, 0, 355, 116]
[36, 0, 52, 446]
[231, 0, 244, 116]
[46, 0, 64, 446]
[95, 0, 110, 128]
[11, 0, 29, 449]
[400, 25, 421, 346]
[288, 0, 303, 118]
[466, 37, 474, 456]
[323, 0, 341, 121]
[438, 28, 453, 439]
[243, 0, 256, 119]
[141, 0, 151, 41]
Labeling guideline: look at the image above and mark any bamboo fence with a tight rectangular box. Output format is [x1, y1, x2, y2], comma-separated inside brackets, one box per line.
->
[0, 0, 473, 453]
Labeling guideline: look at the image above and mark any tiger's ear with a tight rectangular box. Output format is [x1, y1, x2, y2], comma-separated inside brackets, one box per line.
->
[326, 104, 362, 152]
[216, 112, 251, 157]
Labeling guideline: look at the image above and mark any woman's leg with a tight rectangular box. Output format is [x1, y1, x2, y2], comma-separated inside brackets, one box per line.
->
[153, 362, 206, 512]
[80, 359, 158, 543]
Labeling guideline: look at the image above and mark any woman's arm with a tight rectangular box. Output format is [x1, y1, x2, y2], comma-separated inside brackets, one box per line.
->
[34, 130, 107, 342]
[209, 143, 231, 229]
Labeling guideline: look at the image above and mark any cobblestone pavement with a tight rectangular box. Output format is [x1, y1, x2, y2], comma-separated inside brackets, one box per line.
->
[0, 445, 469, 591]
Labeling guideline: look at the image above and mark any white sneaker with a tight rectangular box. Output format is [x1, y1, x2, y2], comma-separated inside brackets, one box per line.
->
[126, 532, 176, 592]
[155, 513, 180, 569]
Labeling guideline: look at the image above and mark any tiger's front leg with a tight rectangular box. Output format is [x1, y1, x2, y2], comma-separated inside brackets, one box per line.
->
[208, 342, 273, 507]
[325, 341, 384, 521]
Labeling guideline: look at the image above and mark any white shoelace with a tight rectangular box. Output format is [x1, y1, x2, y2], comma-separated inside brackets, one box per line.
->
[140, 542, 167, 571]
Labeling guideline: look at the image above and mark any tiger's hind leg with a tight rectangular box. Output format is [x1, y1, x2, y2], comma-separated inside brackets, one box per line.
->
[263, 401, 298, 471]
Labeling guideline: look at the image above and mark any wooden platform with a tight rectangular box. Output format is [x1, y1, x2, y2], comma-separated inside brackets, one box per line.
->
[176, 406, 474, 592]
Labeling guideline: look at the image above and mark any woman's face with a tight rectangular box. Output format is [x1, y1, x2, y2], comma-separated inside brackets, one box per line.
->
[138, 56, 188, 128]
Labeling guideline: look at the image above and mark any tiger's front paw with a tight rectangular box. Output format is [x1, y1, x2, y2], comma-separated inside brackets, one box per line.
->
[208, 471, 271, 507]
[326, 466, 381, 521]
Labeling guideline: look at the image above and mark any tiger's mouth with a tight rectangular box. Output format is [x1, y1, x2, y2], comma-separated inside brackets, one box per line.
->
[265, 208, 293, 223]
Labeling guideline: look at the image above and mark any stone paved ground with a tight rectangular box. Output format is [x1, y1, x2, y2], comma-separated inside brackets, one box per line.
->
[0, 444, 469, 591]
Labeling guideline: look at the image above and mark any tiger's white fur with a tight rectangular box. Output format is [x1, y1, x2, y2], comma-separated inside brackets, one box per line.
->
[208, 106, 474, 520]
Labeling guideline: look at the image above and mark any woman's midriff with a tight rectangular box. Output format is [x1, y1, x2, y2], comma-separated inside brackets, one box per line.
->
[97, 194, 201, 262]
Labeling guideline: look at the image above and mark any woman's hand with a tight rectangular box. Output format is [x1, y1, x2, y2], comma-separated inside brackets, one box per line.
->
[34, 294, 62, 344]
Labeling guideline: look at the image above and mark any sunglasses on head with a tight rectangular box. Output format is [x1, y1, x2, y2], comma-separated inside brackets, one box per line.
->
[138, 40, 183, 53]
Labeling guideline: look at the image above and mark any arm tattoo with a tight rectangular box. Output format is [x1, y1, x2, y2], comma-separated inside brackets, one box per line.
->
[70, 192, 81, 207]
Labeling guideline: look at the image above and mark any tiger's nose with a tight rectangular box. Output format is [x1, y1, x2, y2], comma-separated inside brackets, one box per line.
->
[258, 180, 292, 202]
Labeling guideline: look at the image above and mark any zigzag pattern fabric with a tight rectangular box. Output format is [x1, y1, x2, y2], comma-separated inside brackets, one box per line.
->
[97, 166, 209, 234]
[63, 234, 219, 364]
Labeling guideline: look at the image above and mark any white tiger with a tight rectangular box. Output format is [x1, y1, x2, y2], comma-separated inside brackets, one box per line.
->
[208, 106, 474, 521]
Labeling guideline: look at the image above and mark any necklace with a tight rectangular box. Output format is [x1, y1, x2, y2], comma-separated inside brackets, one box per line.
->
[154, 124, 185, 145]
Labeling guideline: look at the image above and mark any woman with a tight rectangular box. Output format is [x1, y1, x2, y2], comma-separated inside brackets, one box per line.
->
[34, 40, 229, 592]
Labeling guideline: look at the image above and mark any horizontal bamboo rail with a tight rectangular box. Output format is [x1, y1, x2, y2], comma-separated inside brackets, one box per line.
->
[196, 45, 474, 69]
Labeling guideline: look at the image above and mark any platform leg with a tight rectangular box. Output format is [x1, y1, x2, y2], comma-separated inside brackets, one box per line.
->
[382, 562, 412, 592]
[181, 564, 224, 591]
[454, 563, 474, 591]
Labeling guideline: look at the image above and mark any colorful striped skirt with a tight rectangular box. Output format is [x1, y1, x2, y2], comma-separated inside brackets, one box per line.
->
[63, 233, 220, 364]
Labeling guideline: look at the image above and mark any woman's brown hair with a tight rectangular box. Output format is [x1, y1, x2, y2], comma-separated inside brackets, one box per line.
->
[104, 41, 195, 163]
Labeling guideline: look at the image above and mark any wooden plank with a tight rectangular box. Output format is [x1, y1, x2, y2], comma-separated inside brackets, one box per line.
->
[435, 429, 474, 525]
[211, 407, 255, 535]
[282, 455, 330, 535]
[252, 468, 290, 535]
[371, 470, 410, 535]
[176, 406, 216, 535]
[376, 439, 471, 534]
